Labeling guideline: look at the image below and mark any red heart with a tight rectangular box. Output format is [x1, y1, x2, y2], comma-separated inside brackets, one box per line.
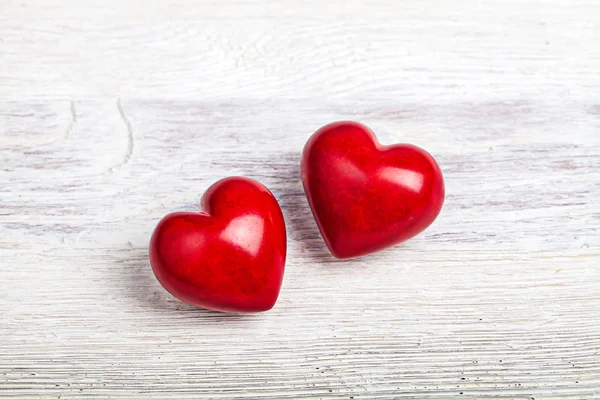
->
[301, 121, 445, 259]
[149, 177, 286, 312]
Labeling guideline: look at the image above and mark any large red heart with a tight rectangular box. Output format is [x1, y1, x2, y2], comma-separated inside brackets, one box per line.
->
[301, 121, 445, 259]
[149, 177, 286, 312]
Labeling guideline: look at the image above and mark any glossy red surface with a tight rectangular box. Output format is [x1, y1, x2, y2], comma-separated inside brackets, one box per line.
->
[149, 177, 286, 313]
[301, 121, 445, 259]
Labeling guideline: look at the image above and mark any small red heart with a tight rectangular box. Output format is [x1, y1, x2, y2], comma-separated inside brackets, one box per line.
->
[301, 121, 445, 259]
[149, 177, 286, 312]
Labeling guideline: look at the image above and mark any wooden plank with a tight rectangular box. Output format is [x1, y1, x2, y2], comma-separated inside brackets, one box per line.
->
[1, 1, 599, 398]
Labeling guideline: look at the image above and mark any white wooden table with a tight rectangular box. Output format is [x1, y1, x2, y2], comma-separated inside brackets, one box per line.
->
[1, 1, 599, 398]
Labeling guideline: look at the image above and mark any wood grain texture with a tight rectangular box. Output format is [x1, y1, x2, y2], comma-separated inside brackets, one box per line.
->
[1, 0, 599, 398]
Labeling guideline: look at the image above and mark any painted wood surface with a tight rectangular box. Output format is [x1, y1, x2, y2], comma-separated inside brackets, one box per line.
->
[1, 0, 599, 398]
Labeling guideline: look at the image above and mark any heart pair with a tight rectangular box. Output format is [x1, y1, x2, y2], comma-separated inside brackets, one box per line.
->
[149, 121, 445, 313]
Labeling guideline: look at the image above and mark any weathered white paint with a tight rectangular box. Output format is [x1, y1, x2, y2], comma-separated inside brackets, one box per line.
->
[1, 0, 599, 398]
